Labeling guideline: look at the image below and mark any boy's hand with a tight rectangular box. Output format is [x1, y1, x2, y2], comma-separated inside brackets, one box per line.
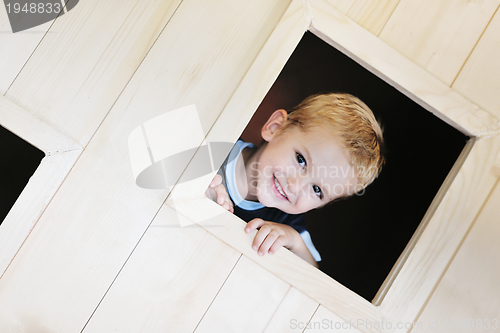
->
[244, 219, 299, 255]
[205, 174, 234, 213]
[244, 218, 318, 267]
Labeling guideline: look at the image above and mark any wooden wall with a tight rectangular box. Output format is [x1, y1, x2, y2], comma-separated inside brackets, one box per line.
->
[0, 0, 499, 332]
[332, 1, 500, 332]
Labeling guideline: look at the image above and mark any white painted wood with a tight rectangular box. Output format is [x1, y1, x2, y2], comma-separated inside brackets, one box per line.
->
[380, 135, 500, 333]
[1, 0, 499, 331]
[346, 0, 400, 35]
[5, 0, 183, 146]
[0, 6, 53, 95]
[0, 95, 82, 278]
[379, 0, 500, 86]
[493, 151, 500, 177]
[416, 180, 500, 333]
[263, 287, 319, 333]
[0, 95, 79, 153]
[322, 0, 355, 14]
[304, 305, 363, 332]
[0, 0, 294, 331]
[167, 196, 381, 332]
[0, 150, 81, 278]
[82, 205, 242, 333]
[308, 0, 500, 138]
[168, 1, 500, 332]
[194, 255, 290, 333]
[453, 6, 500, 119]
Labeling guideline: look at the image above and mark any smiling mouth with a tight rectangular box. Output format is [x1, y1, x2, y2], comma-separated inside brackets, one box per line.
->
[273, 175, 288, 200]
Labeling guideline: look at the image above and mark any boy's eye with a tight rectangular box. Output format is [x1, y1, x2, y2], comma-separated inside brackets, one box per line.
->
[312, 185, 323, 199]
[296, 152, 306, 168]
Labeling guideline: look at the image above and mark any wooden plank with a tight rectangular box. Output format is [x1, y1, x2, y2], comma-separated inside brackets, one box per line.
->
[5, 0, 183, 146]
[162, 2, 380, 328]
[379, 135, 500, 333]
[0, 95, 79, 153]
[263, 287, 319, 333]
[0, 0, 293, 331]
[194, 255, 290, 333]
[315, 0, 400, 36]
[0, 6, 52, 95]
[322, 0, 354, 14]
[0, 95, 81, 278]
[346, 0, 400, 35]
[308, 0, 500, 137]
[169, 1, 500, 331]
[379, 0, 500, 86]
[453, 6, 500, 120]
[304, 305, 363, 332]
[82, 205, 241, 333]
[415, 179, 500, 333]
[493, 150, 500, 178]
[168, 197, 381, 332]
[0, 150, 81, 278]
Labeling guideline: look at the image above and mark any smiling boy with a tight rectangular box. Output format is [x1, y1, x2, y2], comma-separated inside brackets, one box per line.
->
[206, 93, 384, 266]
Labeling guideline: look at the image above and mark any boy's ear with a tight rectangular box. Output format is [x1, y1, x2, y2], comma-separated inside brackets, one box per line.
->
[261, 109, 287, 142]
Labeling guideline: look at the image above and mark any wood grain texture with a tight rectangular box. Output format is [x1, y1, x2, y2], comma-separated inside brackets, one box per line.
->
[82, 205, 242, 333]
[453, 6, 500, 119]
[304, 305, 363, 332]
[167, 197, 381, 333]
[379, 0, 500, 85]
[0, 150, 81, 278]
[415, 179, 500, 333]
[194, 256, 290, 333]
[0, 95, 79, 153]
[321, 0, 355, 14]
[0, 6, 53, 95]
[308, 0, 500, 138]
[380, 135, 500, 333]
[0, 0, 293, 331]
[263, 287, 319, 333]
[317, 0, 401, 35]
[5, 0, 183, 146]
[346, 0, 400, 35]
[0, 95, 81, 278]
[167, 1, 500, 331]
[493, 150, 500, 177]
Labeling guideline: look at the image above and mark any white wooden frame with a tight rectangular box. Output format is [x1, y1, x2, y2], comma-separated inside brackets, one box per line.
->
[0, 95, 82, 278]
[166, 0, 500, 332]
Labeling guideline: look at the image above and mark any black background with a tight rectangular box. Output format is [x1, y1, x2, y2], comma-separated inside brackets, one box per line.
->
[0, 125, 44, 223]
[241, 32, 467, 301]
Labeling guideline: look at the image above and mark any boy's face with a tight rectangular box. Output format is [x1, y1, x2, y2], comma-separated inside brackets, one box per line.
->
[253, 110, 358, 215]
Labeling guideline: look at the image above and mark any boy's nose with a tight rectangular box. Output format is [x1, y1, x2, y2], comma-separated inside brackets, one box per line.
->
[286, 174, 306, 196]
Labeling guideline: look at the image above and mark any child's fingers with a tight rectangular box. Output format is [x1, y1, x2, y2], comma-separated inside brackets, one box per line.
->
[213, 185, 233, 212]
[252, 226, 270, 252]
[215, 185, 228, 203]
[210, 174, 222, 188]
[257, 232, 282, 256]
[245, 218, 266, 233]
[268, 237, 285, 255]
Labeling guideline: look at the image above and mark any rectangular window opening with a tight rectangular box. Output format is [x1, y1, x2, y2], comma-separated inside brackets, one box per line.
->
[212, 31, 469, 303]
[0, 125, 45, 224]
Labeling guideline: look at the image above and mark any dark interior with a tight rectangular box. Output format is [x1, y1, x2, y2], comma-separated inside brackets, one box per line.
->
[240, 32, 468, 301]
[0, 126, 45, 224]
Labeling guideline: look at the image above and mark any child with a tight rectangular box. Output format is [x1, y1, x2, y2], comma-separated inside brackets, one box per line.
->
[205, 93, 384, 267]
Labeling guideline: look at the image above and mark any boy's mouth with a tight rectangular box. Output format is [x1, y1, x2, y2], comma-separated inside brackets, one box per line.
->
[273, 175, 288, 201]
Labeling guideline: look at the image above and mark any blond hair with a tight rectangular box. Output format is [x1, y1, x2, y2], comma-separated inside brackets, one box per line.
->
[280, 93, 384, 194]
